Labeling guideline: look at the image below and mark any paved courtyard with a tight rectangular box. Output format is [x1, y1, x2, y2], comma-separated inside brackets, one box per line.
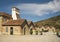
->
[0, 32, 60, 42]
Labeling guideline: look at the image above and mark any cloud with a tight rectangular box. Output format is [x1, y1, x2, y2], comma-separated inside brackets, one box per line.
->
[16, 0, 60, 16]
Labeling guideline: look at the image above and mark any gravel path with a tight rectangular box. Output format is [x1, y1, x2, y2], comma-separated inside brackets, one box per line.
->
[0, 32, 60, 42]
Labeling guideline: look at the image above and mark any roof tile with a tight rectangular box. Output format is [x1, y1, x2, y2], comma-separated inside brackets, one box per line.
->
[2, 19, 26, 26]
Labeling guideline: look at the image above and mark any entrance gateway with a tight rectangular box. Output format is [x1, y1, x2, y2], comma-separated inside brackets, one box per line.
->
[10, 27, 13, 35]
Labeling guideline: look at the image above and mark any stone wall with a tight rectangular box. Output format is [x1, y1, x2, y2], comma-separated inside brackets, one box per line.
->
[0, 16, 3, 34]
[2, 26, 22, 35]
[22, 24, 29, 35]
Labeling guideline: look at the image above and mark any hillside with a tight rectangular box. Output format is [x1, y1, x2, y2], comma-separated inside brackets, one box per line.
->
[35, 15, 60, 28]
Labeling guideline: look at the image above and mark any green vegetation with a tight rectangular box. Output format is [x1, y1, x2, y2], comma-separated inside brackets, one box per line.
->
[54, 25, 60, 29]
[35, 15, 60, 29]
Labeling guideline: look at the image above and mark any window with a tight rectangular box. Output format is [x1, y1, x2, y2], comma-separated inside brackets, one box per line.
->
[6, 27, 8, 32]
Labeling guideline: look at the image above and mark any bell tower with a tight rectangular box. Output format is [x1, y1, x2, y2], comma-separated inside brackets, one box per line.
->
[12, 7, 20, 20]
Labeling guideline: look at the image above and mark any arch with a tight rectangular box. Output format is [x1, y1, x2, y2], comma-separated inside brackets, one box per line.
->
[24, 27, 26, 35]
[30, 28, 33, 35]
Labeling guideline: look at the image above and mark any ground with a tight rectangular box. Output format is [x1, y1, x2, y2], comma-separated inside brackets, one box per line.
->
[0, 32, 60, 42]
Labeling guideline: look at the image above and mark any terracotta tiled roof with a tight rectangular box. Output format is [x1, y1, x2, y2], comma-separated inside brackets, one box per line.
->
[2, 19, 26, 26]
[0, 12, 12, 18]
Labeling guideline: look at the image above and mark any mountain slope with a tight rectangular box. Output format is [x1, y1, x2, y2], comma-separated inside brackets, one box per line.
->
[35, 15, 60, 27]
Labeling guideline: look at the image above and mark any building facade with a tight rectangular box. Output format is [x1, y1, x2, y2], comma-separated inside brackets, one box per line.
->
[0, 7, 35, 35]
[0, 7, 56, 35]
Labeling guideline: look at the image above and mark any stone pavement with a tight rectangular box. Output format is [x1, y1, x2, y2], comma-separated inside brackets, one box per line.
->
[0, 32, 60, 42]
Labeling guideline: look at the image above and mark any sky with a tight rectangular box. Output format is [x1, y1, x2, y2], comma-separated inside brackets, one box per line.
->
[0, 0, 60, 22]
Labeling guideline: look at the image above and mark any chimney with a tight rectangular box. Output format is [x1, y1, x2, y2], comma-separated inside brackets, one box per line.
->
[12, 7, 20, 20]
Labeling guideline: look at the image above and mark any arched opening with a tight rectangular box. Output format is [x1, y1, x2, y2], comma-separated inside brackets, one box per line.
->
[30, 29, 33, 35]
[24, 28, 26, 35]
